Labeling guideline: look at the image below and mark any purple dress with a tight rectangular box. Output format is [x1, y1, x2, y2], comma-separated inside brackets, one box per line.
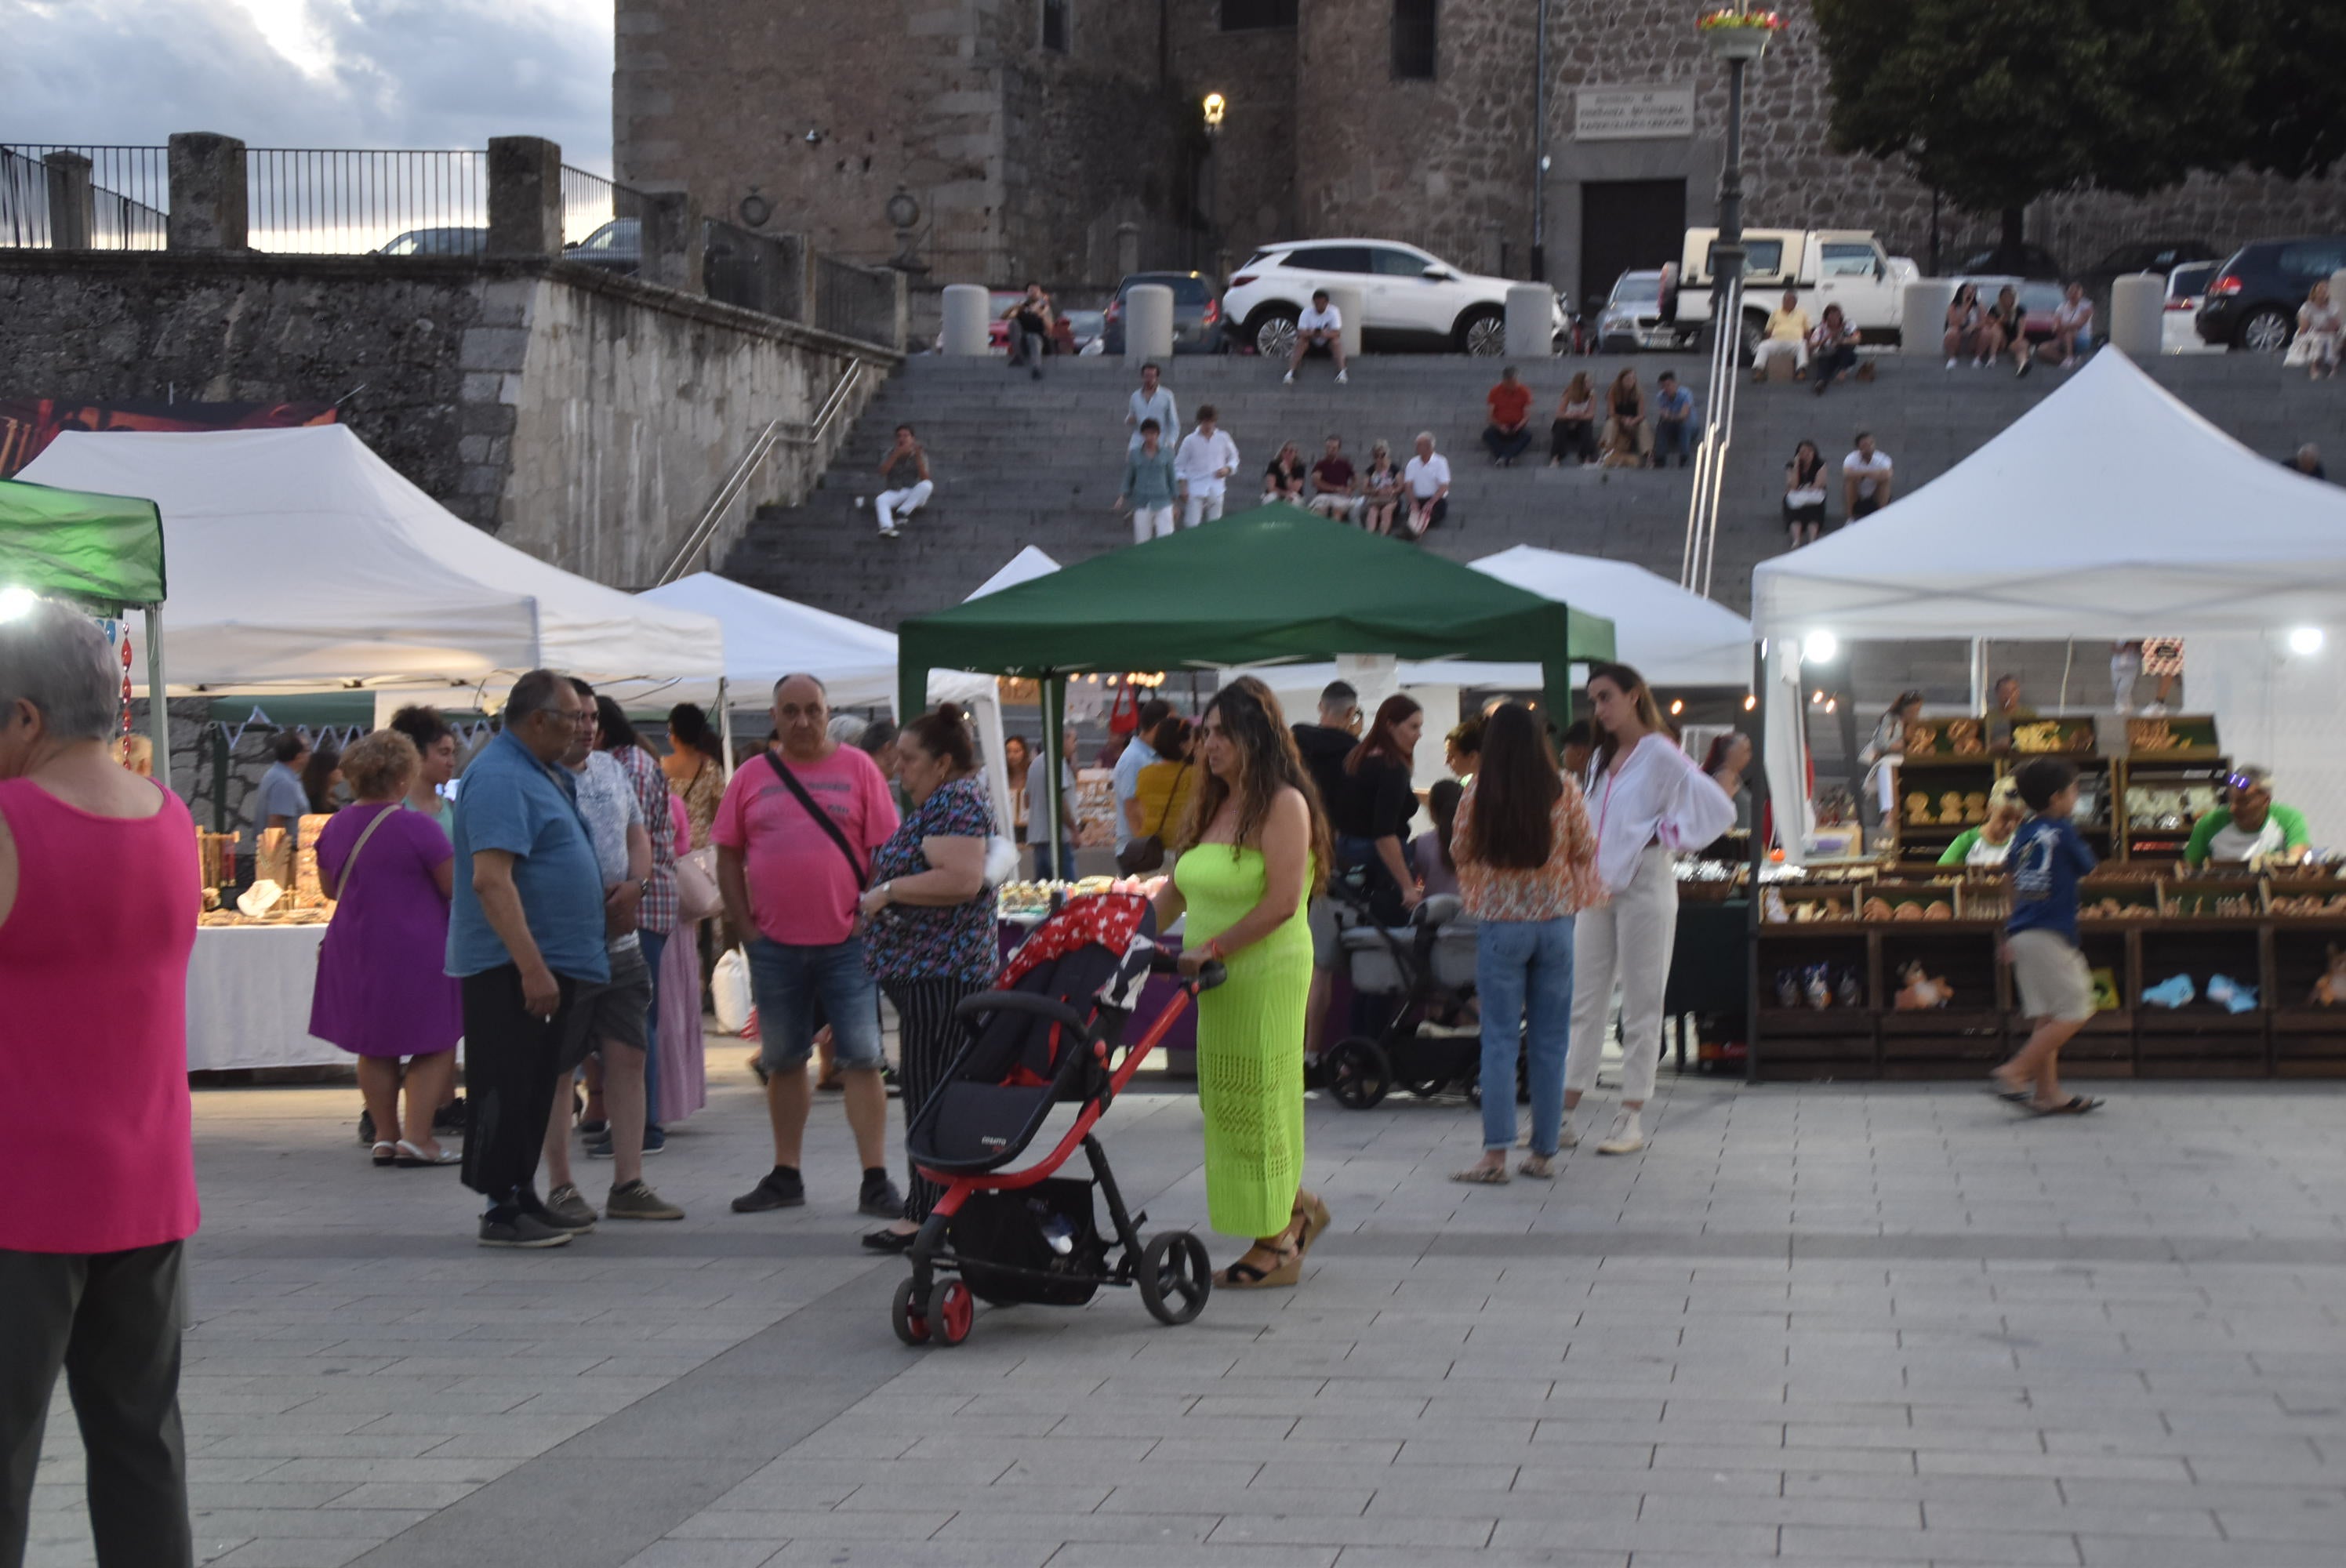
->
[309, 804, 463, 1058]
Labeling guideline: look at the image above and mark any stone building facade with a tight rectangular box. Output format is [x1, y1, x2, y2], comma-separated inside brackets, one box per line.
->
[616, 0, 2346, 302]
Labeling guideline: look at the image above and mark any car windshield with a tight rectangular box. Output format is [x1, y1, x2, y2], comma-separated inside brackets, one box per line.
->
[1611, 274, 1660, 304]
[1128, 275, 1212, 303]
[1712, 238, 1784, 278]
[577, 220, 636, 252]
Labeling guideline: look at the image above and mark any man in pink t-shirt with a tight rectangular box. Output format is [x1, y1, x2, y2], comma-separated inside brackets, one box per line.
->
[716, 673, 906, 1219]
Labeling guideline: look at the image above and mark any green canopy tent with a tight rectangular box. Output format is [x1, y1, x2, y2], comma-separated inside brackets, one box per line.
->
[0, 477, 172, 790]
[897, 505, 1616, 852]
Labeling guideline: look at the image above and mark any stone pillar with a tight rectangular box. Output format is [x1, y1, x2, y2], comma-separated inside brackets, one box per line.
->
[1324, 284, 1365, 360]
[2108, 274, 2163, 360]
[42, 152, 93, 249]
[165, 133, 247, 251]
[487, 136, 564, 256]
[942, 284, 990, 354]
[1124, 283, 1175, 361]
[1115, 221, 1141, 279]
[637, 182, 703, 294]
[1504, 284, 1553, 360]
[888, 268, 910, 353]
[1901, 280, 1955, 356]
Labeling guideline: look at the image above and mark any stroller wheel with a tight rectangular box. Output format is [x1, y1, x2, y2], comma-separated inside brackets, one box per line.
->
[889, 1276, 930, 1346]
[927, 1278, 975, 1346]
[1404, 1076, 1453, 1100]
[1325, 1037, 1393, 1110]
[1138, 1231, 1212, 1326]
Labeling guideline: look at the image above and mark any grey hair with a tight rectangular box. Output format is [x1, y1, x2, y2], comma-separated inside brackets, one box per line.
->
[0, 597, 120, 742]
[504, 668, 568, 724]
[1414, 430, 1435, 445]
[2234, 764, 2273, 789]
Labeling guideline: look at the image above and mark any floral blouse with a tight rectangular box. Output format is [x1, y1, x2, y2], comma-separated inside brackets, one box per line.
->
[863, 775, 997, 982]
[1452, 775, 1603, 922]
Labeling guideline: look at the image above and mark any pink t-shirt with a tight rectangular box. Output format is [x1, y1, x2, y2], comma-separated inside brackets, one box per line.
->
[714, 745, 899, 946]
[0, 778, 202, 1253]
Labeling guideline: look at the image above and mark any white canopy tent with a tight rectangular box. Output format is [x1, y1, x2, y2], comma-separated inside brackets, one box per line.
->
[1749, 349, 2346, 860]
[19, 426, 725, 702]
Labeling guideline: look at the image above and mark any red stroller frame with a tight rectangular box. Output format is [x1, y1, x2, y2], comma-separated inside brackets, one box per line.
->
[890, 892, 1224, 1347]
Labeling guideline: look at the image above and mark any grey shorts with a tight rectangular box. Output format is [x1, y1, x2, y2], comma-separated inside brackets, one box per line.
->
[1307, 898, 1338, 971]
[2009, 929, 2095, 1023]
[569, 944, 652, 1064]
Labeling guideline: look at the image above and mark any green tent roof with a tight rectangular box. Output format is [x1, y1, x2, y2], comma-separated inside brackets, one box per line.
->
[0, 477, 166, 609]
[898, 505, 1614, 719]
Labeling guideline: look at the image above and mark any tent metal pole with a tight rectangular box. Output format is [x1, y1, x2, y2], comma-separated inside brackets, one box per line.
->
[143, 606, 172, 796]
[1043, 675, 1066, 880]
[717, 677, 738, 782]
[1969, 639, 1987, 717]
[1745, 638, 1763, 1087]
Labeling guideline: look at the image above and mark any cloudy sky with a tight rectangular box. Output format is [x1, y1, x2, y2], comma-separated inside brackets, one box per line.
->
[4, 0, 614, 171]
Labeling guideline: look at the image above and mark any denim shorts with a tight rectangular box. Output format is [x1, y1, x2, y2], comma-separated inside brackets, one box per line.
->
[746, 935, 886, 1073]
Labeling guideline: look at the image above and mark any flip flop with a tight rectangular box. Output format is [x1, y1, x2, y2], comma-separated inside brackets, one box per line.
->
[1983, 1078, 2033, 1104]
[2028, 1095, 2102, 1116]
[1450, 1164, 1510, 1185]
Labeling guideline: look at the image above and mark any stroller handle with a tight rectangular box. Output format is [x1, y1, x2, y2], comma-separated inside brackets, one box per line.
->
[1145, 947, 1228, 993]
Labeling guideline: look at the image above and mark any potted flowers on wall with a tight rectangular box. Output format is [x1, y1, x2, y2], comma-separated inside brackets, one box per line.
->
[1697, 6, 1785, 61]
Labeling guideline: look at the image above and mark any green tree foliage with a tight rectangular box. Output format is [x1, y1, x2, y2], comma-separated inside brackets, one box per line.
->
[2229, 2, 2346, 178]
[1810, 0, 2248, 260]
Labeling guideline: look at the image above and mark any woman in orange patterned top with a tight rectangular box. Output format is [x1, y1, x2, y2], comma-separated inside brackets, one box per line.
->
[1449, 703, 1600, 1183]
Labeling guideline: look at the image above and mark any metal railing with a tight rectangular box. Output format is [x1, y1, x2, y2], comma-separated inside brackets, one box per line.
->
[703, 216, 797, 317]
[1680, 270, 1743, 601]
[559, 165, 645, 252]
[656, 360, 869, 585]
[0, 144, 168, 249]
[245, 148, 487, 255]
[815, 254, 899, 347]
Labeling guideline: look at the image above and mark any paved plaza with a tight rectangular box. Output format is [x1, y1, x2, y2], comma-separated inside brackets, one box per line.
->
[25, 1061, 2346, 1568]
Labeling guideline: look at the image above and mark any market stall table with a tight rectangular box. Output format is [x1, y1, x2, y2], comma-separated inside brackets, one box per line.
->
[187, 924, 341, 1071]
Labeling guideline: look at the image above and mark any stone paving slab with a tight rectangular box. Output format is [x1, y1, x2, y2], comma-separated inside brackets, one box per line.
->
[23, 1057, 2346, 1566]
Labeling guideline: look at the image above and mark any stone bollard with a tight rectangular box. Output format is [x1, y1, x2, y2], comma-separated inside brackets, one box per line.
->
[2108, 274, 2163, 359]
[1323, 283, 1365, 360]
[487, 136, 564, 256]
[941, 284, 990, 355]
[1124, 283, 1174, 361]
[165, 133, 247, 251]
[1902, 280, 1956, 356]
[42, 152, 93, 250]
[1504, 284, 1553, 360]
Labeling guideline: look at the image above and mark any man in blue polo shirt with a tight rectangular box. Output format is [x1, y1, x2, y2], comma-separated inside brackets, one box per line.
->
[448, 670, 610, 1249]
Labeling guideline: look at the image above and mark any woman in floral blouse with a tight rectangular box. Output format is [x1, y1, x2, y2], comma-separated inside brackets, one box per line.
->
[855, 704, 998, 1251]
[1449, 702, 1600, 1184]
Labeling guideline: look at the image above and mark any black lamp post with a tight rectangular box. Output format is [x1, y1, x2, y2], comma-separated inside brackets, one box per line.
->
[1698, 9, 1777, 347]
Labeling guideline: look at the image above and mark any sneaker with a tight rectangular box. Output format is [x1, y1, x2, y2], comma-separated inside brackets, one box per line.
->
[478, 1210, 572, 1249]
[732, 1168, 806, 1212]
[541, 1185, 600, 1231]
[1282, 370, 1295, 385]
[357, 1107, 376, 1145]
[1335, 368, 1348, 385]
[606, 1180, 685, 1221]
[1557, 1121, 1582, 1150]
[859, 1174, 907, 1219]
[2017, 357, 2032, 379]
[1596, 1110, 1645, 1156]
[433, 1097, 467, 1136]
[1945, 358, 1957, 370]
[878, 524, 899, 539]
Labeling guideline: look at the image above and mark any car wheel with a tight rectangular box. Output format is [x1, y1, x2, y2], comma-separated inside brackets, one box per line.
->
[1458, 308, 1506, 357]
[2237, 307, 2293, 354]
[1251, 308, 1299, 360]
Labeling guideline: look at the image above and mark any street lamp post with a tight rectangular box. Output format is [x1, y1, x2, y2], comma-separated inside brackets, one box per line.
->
[1697, 9, 1778, 350]
[1202, 92, 1226, 279]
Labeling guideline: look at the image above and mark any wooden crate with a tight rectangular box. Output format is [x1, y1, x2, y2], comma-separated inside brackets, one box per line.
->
[2272, 1011, 2346, 1077]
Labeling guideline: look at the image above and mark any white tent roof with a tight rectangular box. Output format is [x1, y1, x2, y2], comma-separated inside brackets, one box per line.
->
[637, 572, 993, 710]
[1750, 350, 2346, 641]
[19, 426, 724, 698]
[967, 546, 1060, 601]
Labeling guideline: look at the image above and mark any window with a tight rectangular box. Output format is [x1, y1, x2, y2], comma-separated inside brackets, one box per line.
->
[1820, 241, 1879, 278]
[1041, 0, 1069, 52]
[1392, 0, 1436, 79]
[1371, 246, 1434, 276]
[1220, 0, 1296, 29]
[1286, 245, 1373, 274]
[1708, 238, 1784, 280]
[2280, 241, 2346, 279]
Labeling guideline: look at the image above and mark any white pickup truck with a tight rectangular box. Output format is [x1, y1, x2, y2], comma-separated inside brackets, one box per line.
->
[1664, 228, 1919, 357]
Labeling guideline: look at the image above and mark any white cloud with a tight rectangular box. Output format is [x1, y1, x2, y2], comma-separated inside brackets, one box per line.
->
[1, 0, 613, 170]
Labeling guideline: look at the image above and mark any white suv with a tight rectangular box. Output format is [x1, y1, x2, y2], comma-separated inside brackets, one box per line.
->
[1222, 239, 1560, 357]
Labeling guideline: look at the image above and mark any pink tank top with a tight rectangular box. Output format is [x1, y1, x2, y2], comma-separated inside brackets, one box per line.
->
[0, 777, 202, 1253]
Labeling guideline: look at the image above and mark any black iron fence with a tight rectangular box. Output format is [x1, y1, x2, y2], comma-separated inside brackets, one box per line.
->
[0, 144, 168, 249]
[703, 217, 799, 318]
[245, 148, 487, 254]
[815, 255, 899, 347]
[558, 165, 645, 252]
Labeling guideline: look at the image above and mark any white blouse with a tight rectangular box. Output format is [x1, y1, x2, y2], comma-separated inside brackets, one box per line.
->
[1587, 734, 1738, 894]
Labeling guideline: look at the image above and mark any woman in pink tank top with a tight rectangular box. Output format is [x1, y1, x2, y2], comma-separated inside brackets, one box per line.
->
[0, 597, 198, 1567]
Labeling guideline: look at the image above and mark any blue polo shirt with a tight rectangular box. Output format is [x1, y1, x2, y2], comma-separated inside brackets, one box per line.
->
[445, 731, 610, 983]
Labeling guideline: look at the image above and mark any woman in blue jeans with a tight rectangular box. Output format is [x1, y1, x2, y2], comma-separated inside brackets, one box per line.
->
[1447, 703, 1602, 1183]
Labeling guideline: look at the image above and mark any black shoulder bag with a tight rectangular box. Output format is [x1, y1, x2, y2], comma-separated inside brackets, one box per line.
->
[764, 751, 870, 890]
[1117, 762, 1191, 876]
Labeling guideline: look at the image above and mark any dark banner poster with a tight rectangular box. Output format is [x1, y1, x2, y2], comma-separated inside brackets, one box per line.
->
[0, 399, 337, 477]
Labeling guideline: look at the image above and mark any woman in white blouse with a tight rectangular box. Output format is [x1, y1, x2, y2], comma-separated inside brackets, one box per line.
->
[1562, 664, 1737, 1155]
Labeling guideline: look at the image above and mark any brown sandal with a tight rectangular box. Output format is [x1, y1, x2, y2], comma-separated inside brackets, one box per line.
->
[1291, 1192, 1333, 1256]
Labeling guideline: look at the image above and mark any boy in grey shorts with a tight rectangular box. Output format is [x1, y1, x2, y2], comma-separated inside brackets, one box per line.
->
[1992, 757, 2101, 1116]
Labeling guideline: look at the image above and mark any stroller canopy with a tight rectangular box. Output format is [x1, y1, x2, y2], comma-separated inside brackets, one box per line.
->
[897, 505, 1615, 723]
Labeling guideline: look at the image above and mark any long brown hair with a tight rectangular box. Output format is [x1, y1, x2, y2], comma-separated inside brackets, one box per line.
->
[1562, 371, 1592, 405]
[1462, 702, 1560, 869]
[1176, 676, 1332, 896]
[1345, 692, 1421, 775]
[1588, 661, 1673, 775]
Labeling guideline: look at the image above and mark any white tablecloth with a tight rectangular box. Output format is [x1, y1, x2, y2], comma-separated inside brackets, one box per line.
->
[188, 924, 344, 1071]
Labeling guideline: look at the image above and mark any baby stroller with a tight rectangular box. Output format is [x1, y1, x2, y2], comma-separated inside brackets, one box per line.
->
[1318, 889, 1484, 1109]
[891, 891, 1225, 1348]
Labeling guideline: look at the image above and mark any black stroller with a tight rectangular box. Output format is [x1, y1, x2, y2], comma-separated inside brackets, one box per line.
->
[1314, 888, 1486, 1109]
[891, 891, 1224, 1348]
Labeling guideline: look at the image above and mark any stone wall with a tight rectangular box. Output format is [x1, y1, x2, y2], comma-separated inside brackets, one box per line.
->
[0, 250, 895, 587]
[1169, 0, 1299, 270]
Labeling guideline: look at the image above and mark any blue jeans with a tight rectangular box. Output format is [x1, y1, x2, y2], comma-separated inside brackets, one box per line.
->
[1655, 418, 1696, 465]
[1476, 917, 1574, 1153]
[745, 935, 884, 1074]
[1031, 840, 1077, 880]
[637, 927, 666, 1130]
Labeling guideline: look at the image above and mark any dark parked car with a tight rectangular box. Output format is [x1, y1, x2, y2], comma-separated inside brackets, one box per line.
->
[565, 218, 641, 275]
[2199, 237, 2346, 352]
[377, 226, 487, 256]
[1101, 270, 1226, 354]
[1955, 242, 2065, 280]
[2081, 238, 2218, 289]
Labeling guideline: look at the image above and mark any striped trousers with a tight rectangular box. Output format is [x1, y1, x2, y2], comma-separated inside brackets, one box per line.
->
[883, 976, 984, 1222]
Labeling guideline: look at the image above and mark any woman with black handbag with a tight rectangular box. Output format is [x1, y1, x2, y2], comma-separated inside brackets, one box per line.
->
[1118, 714, 1194, 875]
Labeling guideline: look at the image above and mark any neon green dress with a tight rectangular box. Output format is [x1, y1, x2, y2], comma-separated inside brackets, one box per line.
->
[1173, 844, 1312, 1239]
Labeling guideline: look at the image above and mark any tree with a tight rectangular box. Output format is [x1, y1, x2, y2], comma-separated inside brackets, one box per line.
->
[2230, 2, 2346, 179]
[1810, 0, 2248, 268]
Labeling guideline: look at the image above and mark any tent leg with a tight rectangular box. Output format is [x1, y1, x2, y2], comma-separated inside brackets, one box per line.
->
[1746, 639, 1763, 1087]
[717, 677, 738, 782]
[1042, 676, 1066, 881]
[143, 607, 172, 796]
[1969, 638, 1988, 717]
[971, 688, 1014, 844]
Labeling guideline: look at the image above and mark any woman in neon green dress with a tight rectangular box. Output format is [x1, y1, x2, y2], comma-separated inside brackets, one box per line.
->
[1152, 677, 1335, 1288]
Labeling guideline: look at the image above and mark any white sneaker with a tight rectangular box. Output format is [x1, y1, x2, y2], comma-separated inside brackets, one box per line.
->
[1282, 370, 1295, 385]
[1556, 1121, 1581, 1150]
[1945, 358, 1957, 371]
[1335, 368, 1349, 384]
[1596, 1109, 1644, 1156]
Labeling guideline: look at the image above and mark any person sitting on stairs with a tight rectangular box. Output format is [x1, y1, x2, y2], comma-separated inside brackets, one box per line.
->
[872, 426, 932, 539]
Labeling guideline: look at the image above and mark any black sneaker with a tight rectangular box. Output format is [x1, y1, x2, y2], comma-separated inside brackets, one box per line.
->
[358, 1107, 376, 1145]
[861, 1226, 917, 1253]
[433, 1097, 467, 1136]
[859, 1175, 906, 1219]
[732, 1169, 806, 1213]
[576, 1118, 608, 1138]
[586, 1126, 663, 1160]
[479, 1210, 572, 1249]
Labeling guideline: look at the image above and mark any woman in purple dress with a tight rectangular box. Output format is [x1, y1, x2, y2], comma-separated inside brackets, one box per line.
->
[309, 729, 463, 1167]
